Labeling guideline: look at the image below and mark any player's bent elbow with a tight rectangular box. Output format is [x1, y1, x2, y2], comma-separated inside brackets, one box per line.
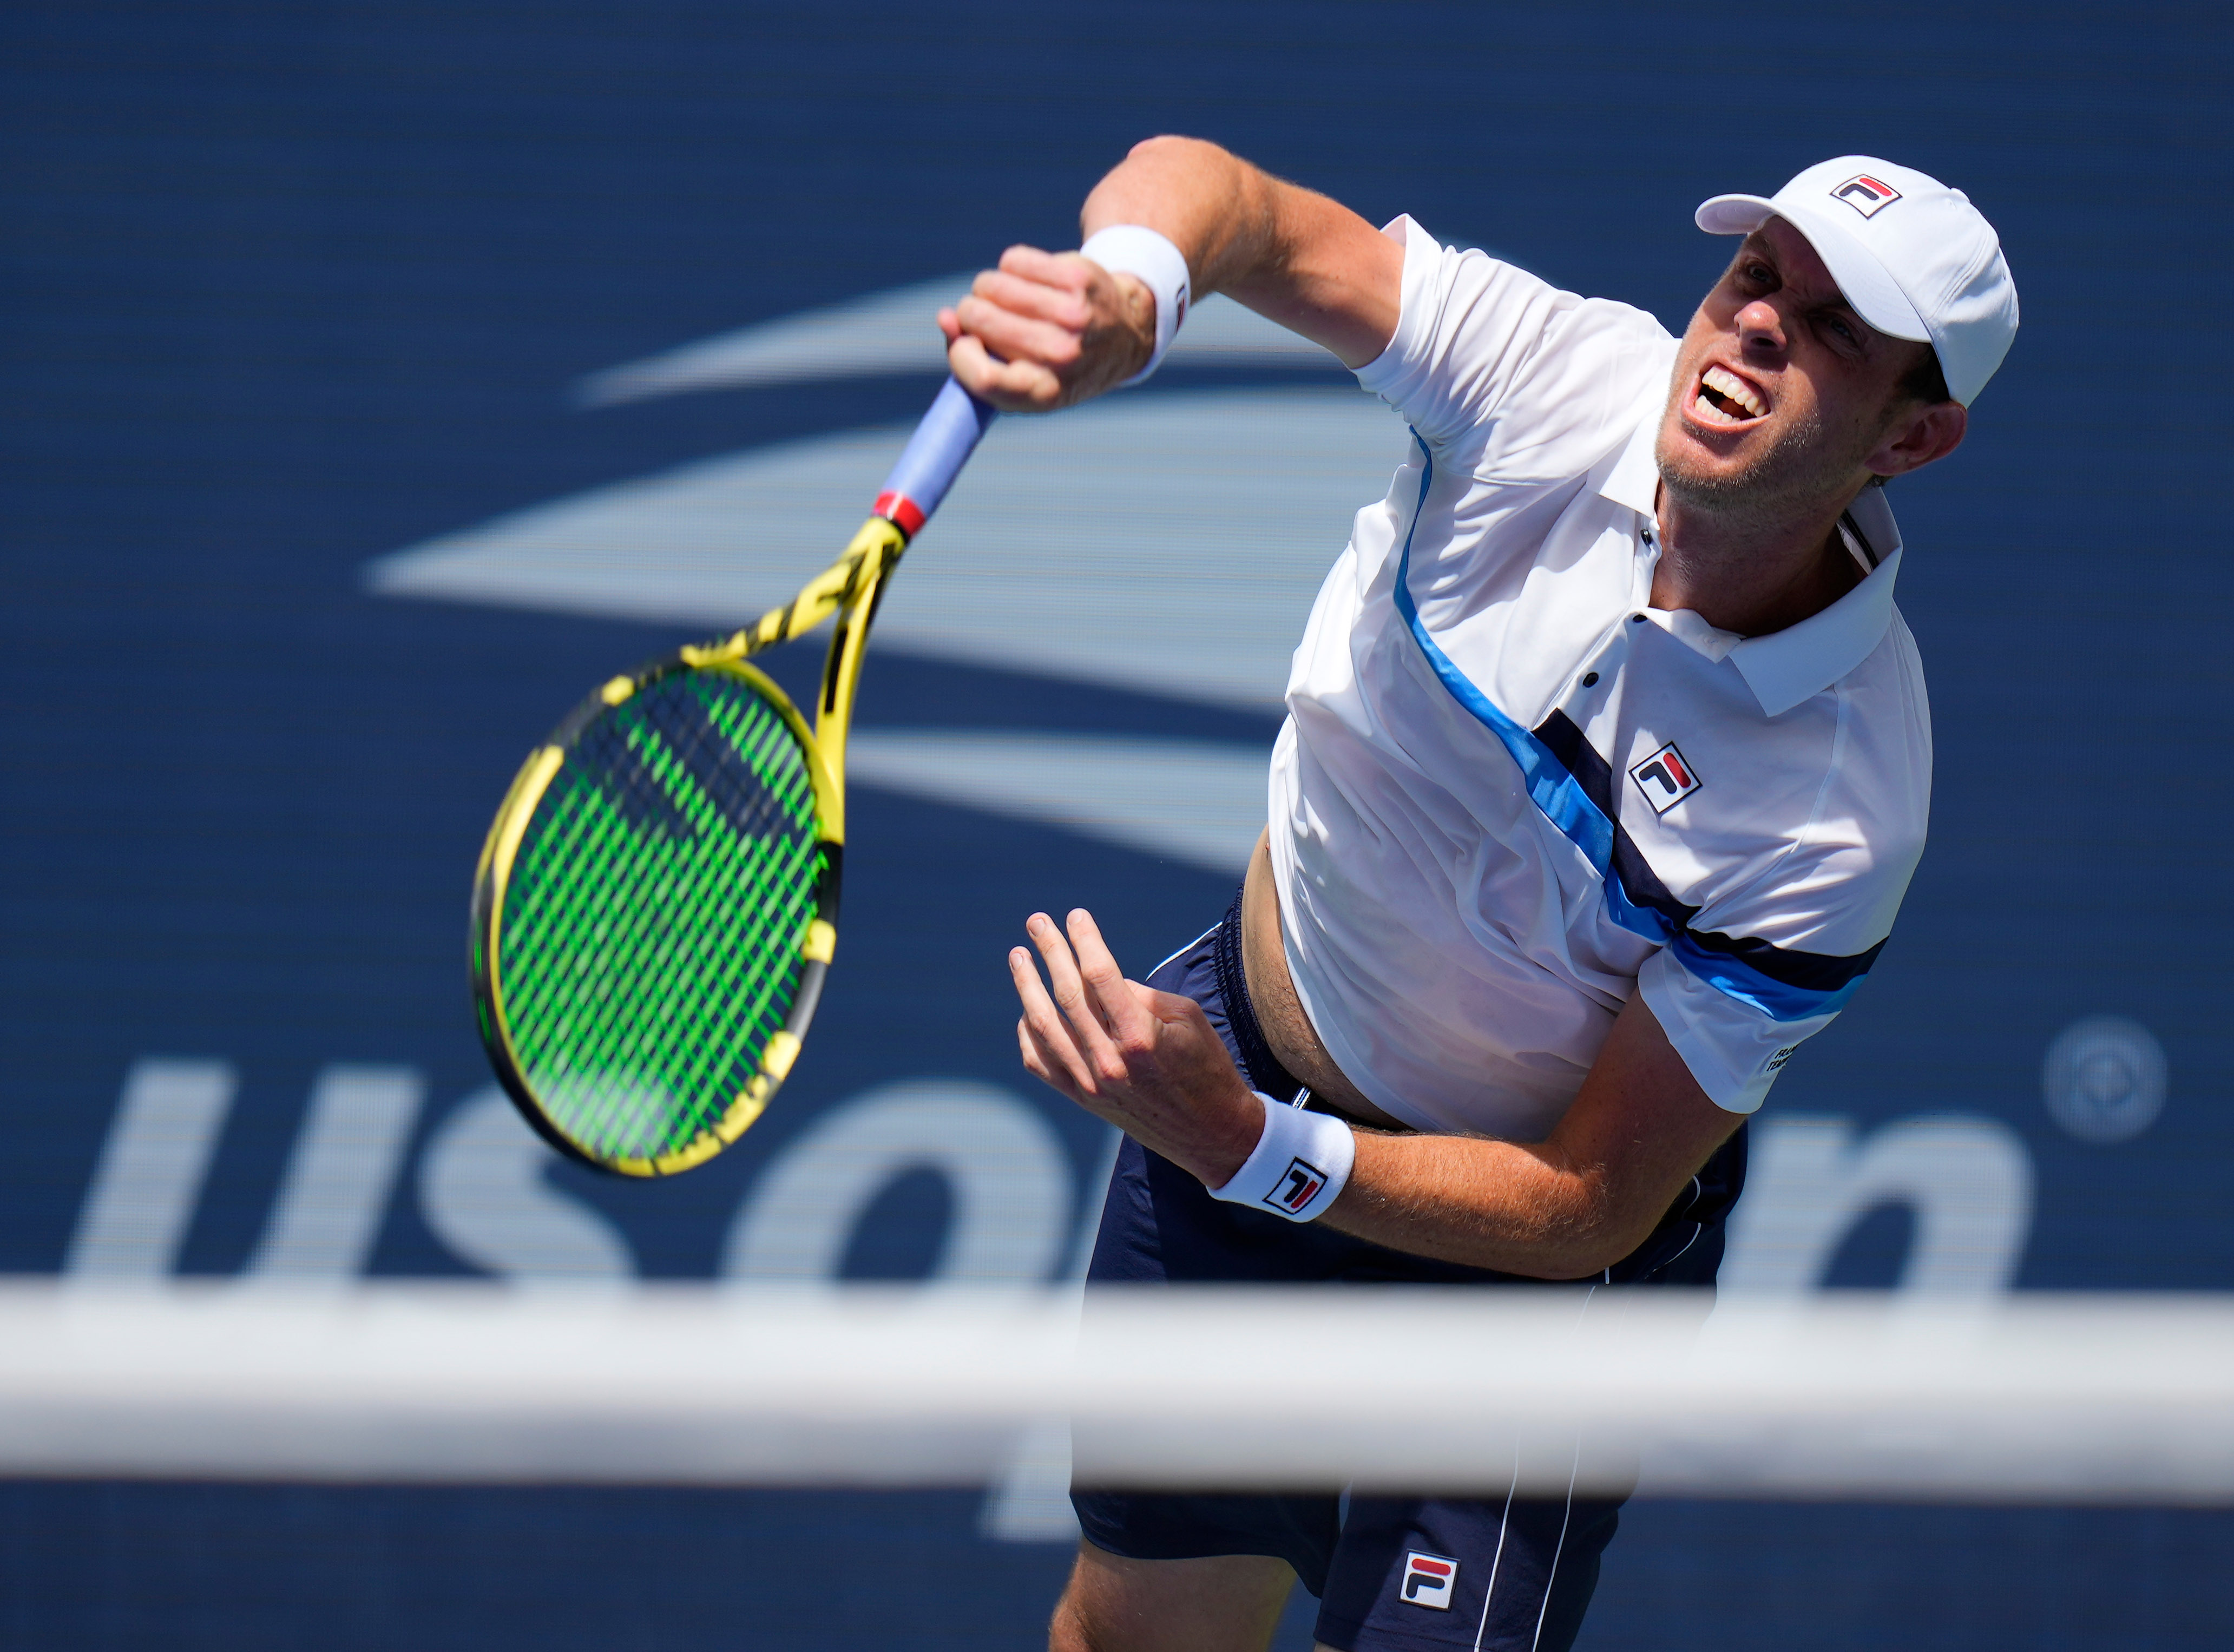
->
[1561, 1232, 1655, 1281]
[1515, 1176, 1661, 1281]
[1499, 1232, 1653, 1282]
[1554, 1183, 1705, 1279]
[1111, 135, 1252, 205]
[1126, 133, 1223, 166]
[1496, 1236, 1638, 1283]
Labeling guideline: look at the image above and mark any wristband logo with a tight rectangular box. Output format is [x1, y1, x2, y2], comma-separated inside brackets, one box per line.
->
[1265, 1155, 1328, 1214]
[1401, 1551, 1458, 1609]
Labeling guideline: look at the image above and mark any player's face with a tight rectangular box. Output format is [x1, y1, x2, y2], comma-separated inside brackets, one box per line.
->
[1656, 218, 1935, 520]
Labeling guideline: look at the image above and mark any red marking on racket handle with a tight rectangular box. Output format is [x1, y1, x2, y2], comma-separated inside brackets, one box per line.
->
[873, 377, 998, 541]
[872, 491, 927, 538]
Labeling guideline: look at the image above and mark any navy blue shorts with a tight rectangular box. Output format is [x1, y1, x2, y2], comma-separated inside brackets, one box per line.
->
[1071, 892, 1746, 1652]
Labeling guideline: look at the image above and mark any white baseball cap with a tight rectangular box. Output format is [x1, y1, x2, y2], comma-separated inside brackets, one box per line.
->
[1696, 156, 2018, 406]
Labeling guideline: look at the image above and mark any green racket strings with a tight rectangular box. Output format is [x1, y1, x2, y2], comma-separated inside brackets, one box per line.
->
[496, 673, 826, 1161]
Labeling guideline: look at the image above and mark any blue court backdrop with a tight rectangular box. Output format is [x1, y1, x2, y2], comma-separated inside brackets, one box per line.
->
[3, 2, 2230, 1646]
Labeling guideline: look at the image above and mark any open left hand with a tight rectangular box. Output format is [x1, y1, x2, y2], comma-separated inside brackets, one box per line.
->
[1008, 909, 1263, 1187]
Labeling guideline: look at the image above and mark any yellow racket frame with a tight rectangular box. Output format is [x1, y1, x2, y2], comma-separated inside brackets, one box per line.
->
[470, 513, 909, 1175]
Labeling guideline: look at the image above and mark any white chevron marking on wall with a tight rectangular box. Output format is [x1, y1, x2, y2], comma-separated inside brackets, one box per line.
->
[846, 730, 1270, 876]
[576, 277, 1339, 406]
[367, 387, 1405, 709]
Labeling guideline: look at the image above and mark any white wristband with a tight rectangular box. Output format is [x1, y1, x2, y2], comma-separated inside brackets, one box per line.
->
[1208, 1092, 1355, 1222]
[1079, 224, 1190, 386]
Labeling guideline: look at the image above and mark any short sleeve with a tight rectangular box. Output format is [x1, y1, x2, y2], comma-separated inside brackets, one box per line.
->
[1638, 830, 1920, 1114]
[1353, 216, 1673, 476]
[1639, 946, 1841, 1115]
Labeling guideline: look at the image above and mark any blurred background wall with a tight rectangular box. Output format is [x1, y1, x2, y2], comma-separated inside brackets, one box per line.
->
[3, 1, 2229, 1645]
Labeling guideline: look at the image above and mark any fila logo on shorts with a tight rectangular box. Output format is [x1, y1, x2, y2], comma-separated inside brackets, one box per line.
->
[1264, 1156, 1328, 1214]
[1629, 742, 1701, 813]
[1830, 173, 1902, 217]
[1401, 1551, 1458, 1609]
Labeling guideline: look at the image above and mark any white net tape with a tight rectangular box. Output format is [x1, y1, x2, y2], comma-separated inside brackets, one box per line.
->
[4, 1282, 2230, 1503]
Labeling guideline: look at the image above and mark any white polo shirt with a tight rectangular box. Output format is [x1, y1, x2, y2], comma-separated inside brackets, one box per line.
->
[1266, 216, 1931, 1140]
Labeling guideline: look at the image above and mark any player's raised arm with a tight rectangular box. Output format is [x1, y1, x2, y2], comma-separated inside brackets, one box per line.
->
[939, 135, 1403, 412]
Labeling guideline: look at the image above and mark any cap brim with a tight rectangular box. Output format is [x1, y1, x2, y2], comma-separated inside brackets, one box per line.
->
[1695, 193, 1777, 236]
[1694, 193, 1932, 346]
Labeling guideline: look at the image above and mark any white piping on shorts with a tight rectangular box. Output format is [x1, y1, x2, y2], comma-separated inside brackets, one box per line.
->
[1525, 1284, 1601, 1651]
[1471, 1438, 1522, 1652]
[1529, 1438, 1584, 1652]
[1147, 922, 1223, 982]
[1654, 1223, 1704, 1278]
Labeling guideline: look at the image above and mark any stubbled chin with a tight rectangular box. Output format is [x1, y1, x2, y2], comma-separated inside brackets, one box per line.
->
[1654, 408, 1764, 504]
[1654, 390, 1856, 517]
[1656, 406, 1725, 475]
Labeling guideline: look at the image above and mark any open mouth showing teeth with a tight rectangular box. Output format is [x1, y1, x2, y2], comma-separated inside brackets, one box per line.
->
[1694, 364, 1768, 425]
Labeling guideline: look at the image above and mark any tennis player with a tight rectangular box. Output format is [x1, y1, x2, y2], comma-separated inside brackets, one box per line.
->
[945, 140, 2016, 1652]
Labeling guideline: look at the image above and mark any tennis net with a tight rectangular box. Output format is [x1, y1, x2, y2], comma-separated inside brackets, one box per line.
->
[3, 1281, 2229, 1504]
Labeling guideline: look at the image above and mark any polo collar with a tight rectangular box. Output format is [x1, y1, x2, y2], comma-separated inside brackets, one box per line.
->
[1596, 401, 1907, 719]
[1730, 540, 1903, 716]
[1599, 406, 1660, 517]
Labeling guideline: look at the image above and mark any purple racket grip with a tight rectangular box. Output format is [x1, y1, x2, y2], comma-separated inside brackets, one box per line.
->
[872, 376, 999, 538]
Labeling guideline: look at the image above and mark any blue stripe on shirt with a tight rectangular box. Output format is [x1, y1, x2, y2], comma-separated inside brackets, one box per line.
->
[1387, 432, 1876, 1023]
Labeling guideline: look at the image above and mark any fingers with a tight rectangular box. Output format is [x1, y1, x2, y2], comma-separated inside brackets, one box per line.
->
[1009, 941, 1102, 1096]
[1063, 909, 1154, 1053]
[973, 264, 1095, 330]
[939, 246, 1134, 412]
[952, 292, 1085, 376]
[1014, 937, 1126, 1103]
[1016, 1012, 1082, 1103]
[945, 332, 1063, 411]
[1026, 913, 1132, 1085]
[1028, 913, 1107, 1030]
[996, 243, 1094, 291]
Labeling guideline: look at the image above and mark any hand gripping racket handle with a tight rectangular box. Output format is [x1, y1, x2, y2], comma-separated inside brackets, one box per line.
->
[872, 377, 999, 540]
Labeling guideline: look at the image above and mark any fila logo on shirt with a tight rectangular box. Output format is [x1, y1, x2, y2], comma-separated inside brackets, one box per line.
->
[1401, 1551, 1458, 1610]
[1830, 173, 1902, 218]
[1629, 742, 1701, 814]
[1263, 1156, 1327, 1214]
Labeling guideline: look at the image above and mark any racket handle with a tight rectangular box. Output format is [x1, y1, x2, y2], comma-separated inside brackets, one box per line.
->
[873, 377, 998, 539]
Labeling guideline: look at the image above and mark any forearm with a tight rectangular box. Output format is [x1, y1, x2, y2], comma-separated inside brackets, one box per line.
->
[1080, 136, 1399, 368]
[1008, 914, 1738, 1280]
[1321, 1129, 1642, 1280]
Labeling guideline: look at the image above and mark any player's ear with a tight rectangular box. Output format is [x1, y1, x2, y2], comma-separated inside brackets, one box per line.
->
[1869, 397, 1967, 481]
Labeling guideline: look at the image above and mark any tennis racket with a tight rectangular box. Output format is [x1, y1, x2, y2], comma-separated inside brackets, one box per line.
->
[470, 377, 998, 1176]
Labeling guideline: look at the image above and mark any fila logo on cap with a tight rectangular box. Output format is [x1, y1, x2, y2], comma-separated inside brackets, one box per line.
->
[1264, 1156, 1327, 1214]
[1830, 173, 1903, 218]
[1401, 1551, 1458, 1610]
[1629, 742, 1701, 814]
